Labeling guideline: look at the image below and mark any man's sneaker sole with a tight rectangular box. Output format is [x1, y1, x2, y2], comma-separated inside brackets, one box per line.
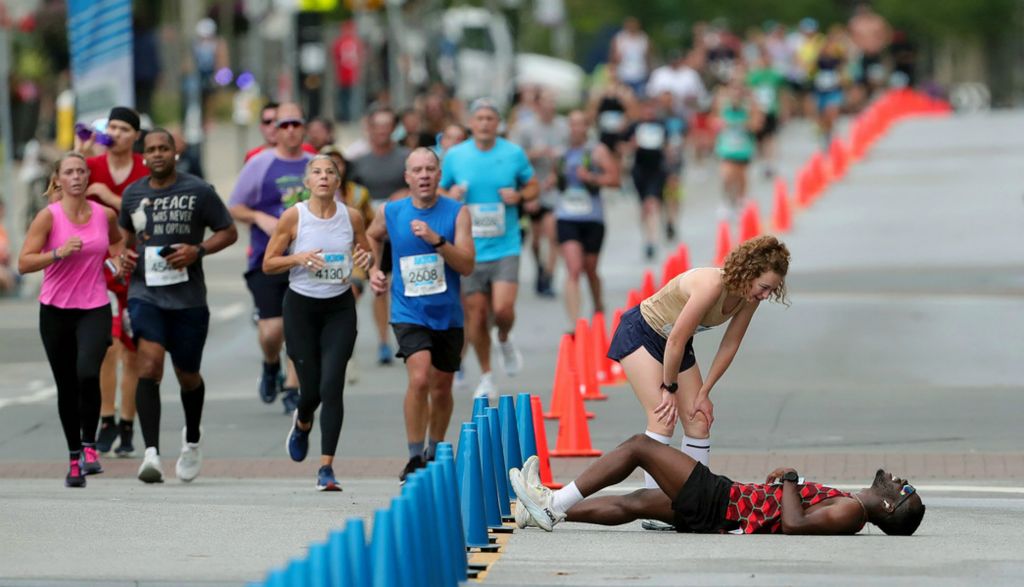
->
[138, 464, 164, 484]
[316, 480, 342, 492]
[640, 519, 677, 531]
[509, 468, 557, 532]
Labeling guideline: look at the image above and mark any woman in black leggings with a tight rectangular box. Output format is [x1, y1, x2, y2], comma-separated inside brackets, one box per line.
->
[263, 155, 373, 490]
[18, 152, 123, 487]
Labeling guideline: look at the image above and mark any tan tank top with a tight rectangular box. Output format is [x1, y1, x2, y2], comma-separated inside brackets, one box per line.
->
[639, 269, 746, 339]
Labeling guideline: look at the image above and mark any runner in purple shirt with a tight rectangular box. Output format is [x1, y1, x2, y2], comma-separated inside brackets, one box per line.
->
[229, 102, 312, 414]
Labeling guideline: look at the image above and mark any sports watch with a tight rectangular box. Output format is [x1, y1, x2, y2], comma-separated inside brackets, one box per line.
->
[433, 236, 447, 249]
[660, 382, 678, 394]
[781, 471, 800, 484]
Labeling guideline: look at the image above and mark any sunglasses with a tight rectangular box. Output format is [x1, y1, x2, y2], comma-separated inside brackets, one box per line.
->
[276, 119, 305, 129]
[892, 483, 916, 512]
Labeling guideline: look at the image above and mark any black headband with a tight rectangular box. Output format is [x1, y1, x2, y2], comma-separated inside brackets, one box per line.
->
[108, 106, 140, 131]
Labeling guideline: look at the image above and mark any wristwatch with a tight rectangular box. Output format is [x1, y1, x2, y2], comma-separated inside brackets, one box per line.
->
[432, 236, 447, 249]
[195, 244, 207, 259]
[781, 471, 800, 484]
[660, 382, 678, 394]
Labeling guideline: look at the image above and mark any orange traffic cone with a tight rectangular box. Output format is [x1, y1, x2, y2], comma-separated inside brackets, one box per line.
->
[772, 177, 792, 233]
[738, 199, 762, 242]
[640, 270, 656, 300]
[576, 319, 606, 401]
[626, 289, 642, 309]
[714, 220, 732, 267]
[660, 253, 679, 288]
[828, 138, 847, 181]
[607, 308, 627, 384]
[530, 395, 562, 489]
[591, 312, 611, 385]
[543, 334, 575, 420]
[675, 243, 691, 273]
[550, 363, 602, 457]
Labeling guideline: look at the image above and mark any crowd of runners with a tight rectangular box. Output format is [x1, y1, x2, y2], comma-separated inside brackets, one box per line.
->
[17, 8, 927, 529]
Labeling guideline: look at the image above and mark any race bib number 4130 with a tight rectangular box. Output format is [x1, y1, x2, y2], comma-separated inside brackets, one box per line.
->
[400, 253, 446, 297]
[469, 202, 506, 238]
[144, 246, 188, 287]
[312, 252, 352, 284]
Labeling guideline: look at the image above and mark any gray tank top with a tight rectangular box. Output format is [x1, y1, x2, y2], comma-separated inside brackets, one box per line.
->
[288, 201, 355, 299]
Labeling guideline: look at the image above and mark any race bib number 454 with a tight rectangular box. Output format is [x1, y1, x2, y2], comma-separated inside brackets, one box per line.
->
[400, 253, 446, 297]
[144, 246, 188, 287]
[469, 203, 506, 238]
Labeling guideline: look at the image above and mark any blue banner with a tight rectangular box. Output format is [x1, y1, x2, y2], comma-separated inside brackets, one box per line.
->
[67, 0, 134, 122]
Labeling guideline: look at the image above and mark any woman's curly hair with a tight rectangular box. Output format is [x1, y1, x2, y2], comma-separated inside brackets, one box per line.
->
[722, 235, 790, 304]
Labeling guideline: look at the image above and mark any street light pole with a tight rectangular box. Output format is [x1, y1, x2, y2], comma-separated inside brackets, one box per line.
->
[0, 8, 17, 255]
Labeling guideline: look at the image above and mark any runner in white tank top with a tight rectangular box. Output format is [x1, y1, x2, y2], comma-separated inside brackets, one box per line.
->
[288, 200, 355, 298]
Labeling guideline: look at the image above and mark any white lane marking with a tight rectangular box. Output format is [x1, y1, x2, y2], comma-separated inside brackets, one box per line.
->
[0, 385, 56, 411]
[211, 302, 246, 323]
[603, 484, 1024, 495]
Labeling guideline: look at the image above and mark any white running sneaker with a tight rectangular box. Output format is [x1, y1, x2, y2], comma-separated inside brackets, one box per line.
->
[509, 456, 563, 532]
[495, 330, 524, 377]
[473, 372, 498, 401]
[513, 457, 541, 528]
[137, 447, 164, 484]
[453, 369, 469, 393]
[176, 426, 203, 483]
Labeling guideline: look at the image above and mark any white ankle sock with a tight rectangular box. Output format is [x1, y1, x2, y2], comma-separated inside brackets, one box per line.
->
[643, 430, 673, 488]
[682, 434, 711, 467]
[552, 481, 584, 514]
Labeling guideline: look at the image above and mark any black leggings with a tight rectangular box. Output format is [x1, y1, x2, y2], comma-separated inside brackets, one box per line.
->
[283, 289, 357, 457]
[39, 303, 112, 453]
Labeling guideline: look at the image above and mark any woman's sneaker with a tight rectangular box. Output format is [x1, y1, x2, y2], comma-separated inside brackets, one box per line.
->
[316, 465, 342, 492]
[81, 445, 103, 475]
[286, 410, 310, 462]
[65, 458, 86, 488]
[137, 447, 164, 483]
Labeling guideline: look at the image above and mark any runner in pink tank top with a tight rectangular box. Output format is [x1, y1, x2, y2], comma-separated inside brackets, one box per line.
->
[18, 152, 122, 488]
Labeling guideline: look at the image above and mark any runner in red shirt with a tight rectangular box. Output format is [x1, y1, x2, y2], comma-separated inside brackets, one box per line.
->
[81, 106, 148, 457]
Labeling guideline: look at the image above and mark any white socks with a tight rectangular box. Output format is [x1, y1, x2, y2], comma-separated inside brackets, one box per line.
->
[682, 434, 711, 467]
[551, 481, 584, 515]
[643, 430, 673, 489]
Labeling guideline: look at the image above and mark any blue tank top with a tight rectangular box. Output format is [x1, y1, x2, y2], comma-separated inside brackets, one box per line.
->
[386, 196, 464, 329]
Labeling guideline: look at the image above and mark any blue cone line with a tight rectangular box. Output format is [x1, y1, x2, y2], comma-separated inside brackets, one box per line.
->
[370, 508, 399, 587]
[436, 444, 472, 575]
[498, 394, 524, 472]
[456, 424, 491, 547]
[285, 557, 309, 587]
[326, 529, 349, 587]
[307, 542, 328, 587]
[516, 392, 538, 463]
[390, 495, 418, 586]
[472, 395, 489, 418]
[346, 518, 371, 587]
[474, 414, 504, 528]
[486, 407, 513, 514]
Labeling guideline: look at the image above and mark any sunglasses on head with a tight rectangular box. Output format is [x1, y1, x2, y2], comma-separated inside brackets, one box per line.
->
[892, 483, 916, 512]
[276, 119, 304, 129]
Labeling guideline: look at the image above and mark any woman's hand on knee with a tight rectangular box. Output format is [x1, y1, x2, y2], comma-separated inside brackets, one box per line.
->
[686, 395, 714, 430]
[653, 389, 677, 426]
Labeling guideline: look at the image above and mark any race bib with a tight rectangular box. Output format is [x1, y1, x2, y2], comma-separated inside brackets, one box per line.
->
[635, 123, 666, 150]
[312, 252, 352, 284]
[815, 70, 840, 91]
[754, 86, 775, 109]
[144, 246, 188, 287]
[560, 187, 594, 216]
[598, 110, 625, 133]
[400, 253, 446, 297]
[720, 128, 751, 152]
[469, 202, 506, 238]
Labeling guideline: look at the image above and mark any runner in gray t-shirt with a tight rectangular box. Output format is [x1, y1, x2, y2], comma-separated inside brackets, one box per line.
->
[508, 91, 568, 297]
[118, 129, 237, 485]
[349, 108, 409, 365]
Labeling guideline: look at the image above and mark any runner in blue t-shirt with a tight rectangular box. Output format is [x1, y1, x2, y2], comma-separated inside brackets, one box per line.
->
[440, 99, 538, 400]
[228, 102, 311, 414]
[367, 148, 475, 482]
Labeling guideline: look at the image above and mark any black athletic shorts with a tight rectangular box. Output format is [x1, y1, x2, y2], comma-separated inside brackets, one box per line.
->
[392, 323, 464, 373]
[556, 220, 605, 254]
[607, 306, 696, 372]
[632, 168, 668, 201]
[127, 300, 210, 373]
[527, 204, 553, 222]
[244, 269, 289, 320]
[672, 462, 738, 533]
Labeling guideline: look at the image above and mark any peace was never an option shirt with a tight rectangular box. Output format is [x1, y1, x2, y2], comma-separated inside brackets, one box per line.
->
[119, 172, 233, 309]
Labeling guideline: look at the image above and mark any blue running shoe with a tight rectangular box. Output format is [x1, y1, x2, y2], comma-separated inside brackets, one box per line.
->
[259, 369, 283, 404]
[286, 410, 310, 462]
[377, 342, 393, 365]
[316, 465, 342, 492]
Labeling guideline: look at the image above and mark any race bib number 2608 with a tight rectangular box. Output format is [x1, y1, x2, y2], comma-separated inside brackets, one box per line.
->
[400, 253, 446, 297]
